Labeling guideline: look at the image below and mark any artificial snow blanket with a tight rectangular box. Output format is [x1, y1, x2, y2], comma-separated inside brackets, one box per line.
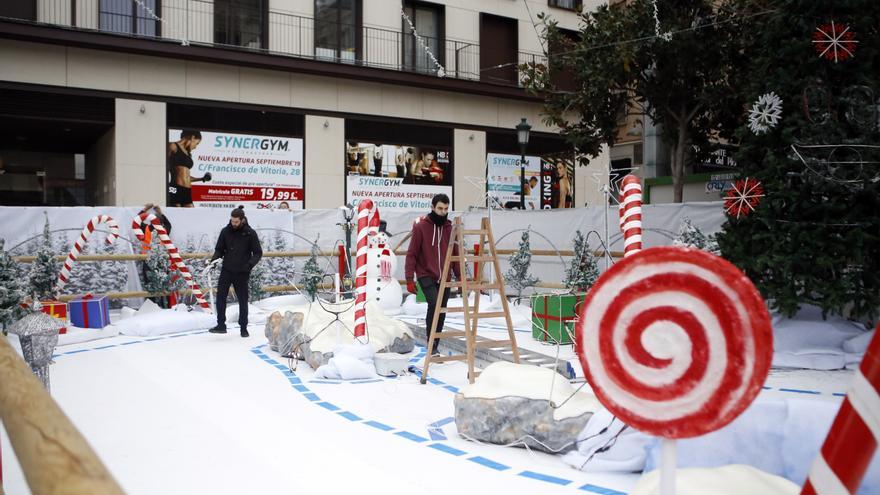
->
[772, 305, 868, 370]
[631, 465, 799, 495]
[56, 325, 120, 346]
[313, 342, 377, 380]
[562, 407, 652, 472]
[115, 304, 214, 337]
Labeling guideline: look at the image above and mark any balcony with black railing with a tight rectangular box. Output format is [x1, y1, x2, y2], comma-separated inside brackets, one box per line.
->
[1, 0, 546, 87]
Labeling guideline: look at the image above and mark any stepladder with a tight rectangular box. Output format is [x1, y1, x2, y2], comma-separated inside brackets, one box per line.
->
[420, 216, 520, 384]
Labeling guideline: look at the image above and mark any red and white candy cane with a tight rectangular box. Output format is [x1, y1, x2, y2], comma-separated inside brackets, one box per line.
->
[354, 200, 375, 338]
[56, 215, 120, 293]
[618, 174, 643, 257]
[802, 324, 880, 495]
[575, 246, 773, 439]
[131, 212, 211, 311]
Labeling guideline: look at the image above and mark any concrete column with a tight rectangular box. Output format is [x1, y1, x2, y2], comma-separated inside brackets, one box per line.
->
[113, 98, 167, 206]
[453, 128, 487, 210]
[576, 145, 610, 208]
[304, 114, 345, 209]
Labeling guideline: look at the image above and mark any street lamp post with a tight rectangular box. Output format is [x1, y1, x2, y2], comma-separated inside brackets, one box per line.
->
[516, 118, 531, 210]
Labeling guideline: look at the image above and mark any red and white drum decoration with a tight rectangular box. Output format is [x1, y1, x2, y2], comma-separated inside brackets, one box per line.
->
[575, 246, 773, 438]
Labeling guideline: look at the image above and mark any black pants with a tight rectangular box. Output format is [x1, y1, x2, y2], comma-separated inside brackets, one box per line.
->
[216, 269, 249, 329]
[419, 277, 450, 354]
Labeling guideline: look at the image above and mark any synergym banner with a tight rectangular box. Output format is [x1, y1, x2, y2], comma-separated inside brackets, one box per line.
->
[167, 129, 304, 209]
[345, 142, 452, 211]
[487, 153, 575, 209]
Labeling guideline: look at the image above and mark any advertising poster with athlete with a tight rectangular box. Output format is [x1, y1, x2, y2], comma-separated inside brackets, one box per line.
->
[167, 129, 304, 209]
[345, 142, 453, 211]
[487, 153, 575, 209]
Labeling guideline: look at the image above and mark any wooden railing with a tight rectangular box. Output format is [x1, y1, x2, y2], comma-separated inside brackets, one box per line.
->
[0, 336, 124, 494]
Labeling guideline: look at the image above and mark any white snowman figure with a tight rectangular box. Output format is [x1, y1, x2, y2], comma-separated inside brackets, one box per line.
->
[365, 228, 403, 316]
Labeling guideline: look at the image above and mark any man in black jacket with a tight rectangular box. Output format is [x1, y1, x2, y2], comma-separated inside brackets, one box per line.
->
[208, 206, 263, 337]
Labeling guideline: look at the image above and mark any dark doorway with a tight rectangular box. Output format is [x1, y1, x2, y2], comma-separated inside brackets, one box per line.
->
[479, 14, 518, 84]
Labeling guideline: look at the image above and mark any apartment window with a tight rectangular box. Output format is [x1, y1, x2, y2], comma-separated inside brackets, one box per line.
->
[480, 14, 518, 84]
[315, 0, 361, 62]
[549, 0, 583, 11]
[215, 0, 266, 49]
[99, 0, 159, 36]
[402, 1, 444, 74]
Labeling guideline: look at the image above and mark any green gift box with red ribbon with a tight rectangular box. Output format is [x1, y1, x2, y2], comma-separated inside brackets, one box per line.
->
[70, 294, 110, 329]
[531, 293, 585, 344]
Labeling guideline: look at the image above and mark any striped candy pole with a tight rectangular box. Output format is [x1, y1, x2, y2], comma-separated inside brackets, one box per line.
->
[369, 207, 381, 236]
[354, 200, 374, 338]
[618, 175, 643, 257]
[56, 215, 121, 293]
[131, 212, 211, 311]
[802, 323, 880, 495]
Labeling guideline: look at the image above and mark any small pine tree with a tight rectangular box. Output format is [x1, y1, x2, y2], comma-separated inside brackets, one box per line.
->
[673, 218, 720, 255]
[504, 230, 539, 299]
[248, 235, 267, 302]
[141, 237, 181, 307]
[0, 239, 28, 330]
[299, 241, 324, 301]
[564, 230, 599, 292]
[28, 215, 60, 301]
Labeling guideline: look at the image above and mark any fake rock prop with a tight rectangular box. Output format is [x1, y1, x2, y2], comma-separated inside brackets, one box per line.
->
[454, 362, 600, 454]
[265, 300, 413, 369]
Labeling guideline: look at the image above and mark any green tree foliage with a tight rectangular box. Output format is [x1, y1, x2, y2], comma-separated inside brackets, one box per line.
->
[717, 0, 880, 322]
[522, 0, 747, 202]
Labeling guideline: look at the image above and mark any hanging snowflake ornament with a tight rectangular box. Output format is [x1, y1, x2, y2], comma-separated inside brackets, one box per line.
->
[724, 178, 764, 219]
[813, 21, 858, 63]
[748, 92, 783, 135]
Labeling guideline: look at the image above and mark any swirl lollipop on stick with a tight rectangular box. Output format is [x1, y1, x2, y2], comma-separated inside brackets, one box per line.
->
[575, 246, 773, 493]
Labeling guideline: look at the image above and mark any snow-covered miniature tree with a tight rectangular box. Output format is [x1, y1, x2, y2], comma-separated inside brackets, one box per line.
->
[247, 235, 267, 302]
[504, 230, 539, 299]
[563, 230, 599, 293]
[673, 217, 719, 254]
[266, 231, 295, 289]
[98, 240, 129, 302]
[141, 237, 181, 308]
[0, 239, 28, 331]
[299, 241, 324, 301]
[28, 215, 60, 301]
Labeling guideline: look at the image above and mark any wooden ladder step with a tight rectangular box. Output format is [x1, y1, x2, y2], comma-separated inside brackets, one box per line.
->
[430, 355, 467, 363]
[449, 255, 496, 262]
[462, 229, 490, 235]
[431, 331, 467, 338]
[444, 282, 501, 290]
[466, 311, 507, 319]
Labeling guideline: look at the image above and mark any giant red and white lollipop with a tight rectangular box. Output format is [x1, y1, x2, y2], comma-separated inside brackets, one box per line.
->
[575, 246, 773, 439]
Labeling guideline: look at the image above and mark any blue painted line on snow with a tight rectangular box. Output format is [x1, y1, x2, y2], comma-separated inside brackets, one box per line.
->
[427, 428, 447, 441]
[310, 380, 342, 385]
[427, 443, 466, 456]
[779, 388, 820, 395]
[145, 337, 164, 341]
[168, 334, 188, 338]
[762, 386, 772, 390]
[64, 349, 90, 354]
[833, 392, 847, 397]
[94, 345, 117, 350]
[395, 431, 429, 443]
[120, 341, 142, 346]
[468, 456, 509, 471]
[350, 379, 383, 384]
[337, 411, 363, 421]
[249, 344, 625, 495]
[579, 484, 627, 495]
[518, 471, 571, 485]
[364, 420, 394, 431]
[317, 401, 340, 411]
[430, 417, 455, 428]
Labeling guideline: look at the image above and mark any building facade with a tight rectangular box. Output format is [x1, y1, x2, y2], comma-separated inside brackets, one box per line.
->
[0, 0, 609, 210]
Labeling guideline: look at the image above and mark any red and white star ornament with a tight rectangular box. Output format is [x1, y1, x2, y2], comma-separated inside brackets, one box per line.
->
[813, 21, 858, 63]
[724, 178, 764, 219]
